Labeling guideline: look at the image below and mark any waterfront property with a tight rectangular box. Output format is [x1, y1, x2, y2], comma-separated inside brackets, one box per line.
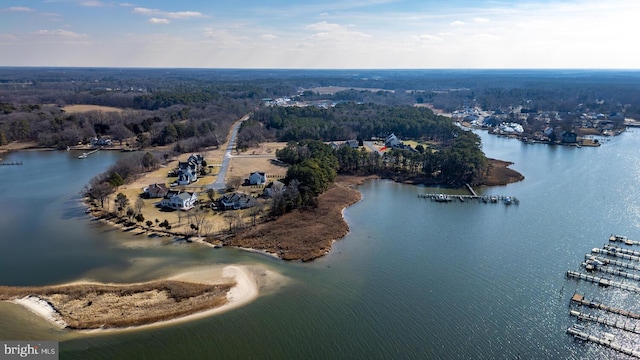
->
[217, 192, 257, 210]
[160, 191, 198, 210]
[143, 183, 169, 198]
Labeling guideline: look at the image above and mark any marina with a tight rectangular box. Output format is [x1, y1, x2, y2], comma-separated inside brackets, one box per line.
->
[566, 235, 640, 357]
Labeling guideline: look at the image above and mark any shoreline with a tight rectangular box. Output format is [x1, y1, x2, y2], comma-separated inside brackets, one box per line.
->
[3, 265, 259, 333]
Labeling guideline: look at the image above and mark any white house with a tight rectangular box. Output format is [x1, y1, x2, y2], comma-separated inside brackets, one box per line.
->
[160, 192, 198, 211]
[249, 171, 267, 185]
[385, 133, 401, 147]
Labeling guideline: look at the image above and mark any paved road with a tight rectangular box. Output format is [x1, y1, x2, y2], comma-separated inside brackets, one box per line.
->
[363, 141, 384, 155]
[207, 113, 250, 191]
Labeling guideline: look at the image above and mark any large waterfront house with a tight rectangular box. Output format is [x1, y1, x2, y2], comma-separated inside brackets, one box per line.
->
[143, 183, 169, 198]
[217, 192, 257, 210]
[160, 191, 198, 211]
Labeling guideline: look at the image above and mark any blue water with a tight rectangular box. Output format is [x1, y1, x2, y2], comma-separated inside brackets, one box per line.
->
[1, 132, 640, 359]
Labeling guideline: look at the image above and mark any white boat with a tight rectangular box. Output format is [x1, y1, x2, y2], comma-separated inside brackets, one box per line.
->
[504, 196, 512, 205]
[78, 153, 87, 159]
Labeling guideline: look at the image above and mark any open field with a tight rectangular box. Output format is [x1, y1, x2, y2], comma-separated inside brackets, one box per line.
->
[62, 105, 125, 113]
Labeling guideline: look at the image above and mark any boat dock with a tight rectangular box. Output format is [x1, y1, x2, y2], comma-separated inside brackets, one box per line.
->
[0, 161, 22, 166]
[609, 235, 640, 246]
[417, 193, 518, 205]
[604, 244, 640, 257]
[582, 261, 640, 281]
[592, 247, 640, 262]
[584, 254, 640, 271]
[570, 310, 640, 335]
[571, 293, 640, 320]
[566, 270, 640, 292]
[566, 326, 640, 358]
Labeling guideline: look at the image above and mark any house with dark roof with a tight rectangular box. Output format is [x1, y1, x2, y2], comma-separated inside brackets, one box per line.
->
[143, 183, 169, 198]
[263, 181, 285, 198]
[217, 192, 257, 210]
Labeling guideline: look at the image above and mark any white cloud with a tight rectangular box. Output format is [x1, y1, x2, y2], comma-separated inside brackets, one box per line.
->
[0, 7, 35, 12]
[262, 34, 278, 40]
[80, 1, 108, 6]
[147, 18, 170, 24]
[34, 29, 89, 38]
[132, 7, 207, 20]
[450, 20, 465, 26]
[474, 17, 490, 23]
[304, 21, 371, 43]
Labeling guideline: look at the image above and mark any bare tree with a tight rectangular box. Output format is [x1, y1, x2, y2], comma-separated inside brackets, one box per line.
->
[226, 176, 243, 191]
[135, 197, 145, 215]
[249, 202, 264, 226]
[188, 207, 209, 237]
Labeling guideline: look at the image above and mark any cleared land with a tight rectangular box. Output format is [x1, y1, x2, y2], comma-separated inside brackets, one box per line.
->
[62, 105, 124, 113]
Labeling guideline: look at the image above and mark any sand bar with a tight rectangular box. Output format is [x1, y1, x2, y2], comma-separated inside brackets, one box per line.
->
[3, 265, 260, 333]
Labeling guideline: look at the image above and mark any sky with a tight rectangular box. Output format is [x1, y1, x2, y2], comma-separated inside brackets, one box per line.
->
[0, 0, 638, 69]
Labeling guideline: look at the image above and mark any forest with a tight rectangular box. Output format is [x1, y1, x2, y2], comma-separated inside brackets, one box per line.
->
[3, 68, 640, 152]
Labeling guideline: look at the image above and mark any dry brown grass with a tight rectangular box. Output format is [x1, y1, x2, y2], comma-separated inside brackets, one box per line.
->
[0, 280, 233, 329]
[482, 158, 525, 186]
[227, 178, 362, 261]
[62, 105, 124, 113]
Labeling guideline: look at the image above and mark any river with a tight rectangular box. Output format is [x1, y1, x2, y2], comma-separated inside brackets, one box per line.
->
[1, 132, 639, 359]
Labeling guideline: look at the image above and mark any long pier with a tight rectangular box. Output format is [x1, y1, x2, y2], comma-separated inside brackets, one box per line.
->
[592, 247, 640, 262]
[567, 326, 640, 358]
[585, 254, 640, 271]
[0, 161, 22, 166]
[570, 310, 640, 334]
[609, 235, 640, 246]
[604, 244, 640, 257]
[565, 270, 640, 293]
[582, 262, 640, 281]
[571, 293, 640, 320]
[417, 193, 519, 205]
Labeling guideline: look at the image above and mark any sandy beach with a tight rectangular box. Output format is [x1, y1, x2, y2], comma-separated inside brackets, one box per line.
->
[3, 265, 260, 333]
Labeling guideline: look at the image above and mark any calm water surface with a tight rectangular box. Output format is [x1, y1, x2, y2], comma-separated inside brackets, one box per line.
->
[1, 133, 640, 359]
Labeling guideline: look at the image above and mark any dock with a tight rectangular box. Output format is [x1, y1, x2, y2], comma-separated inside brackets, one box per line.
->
[0, 161, 22, 166]
[417, 193, 518, 205]
[585, 254, 640, 271]
[566, 326, 640, 358]
[609, 235, 640, 246]
[565, 270, 640, 293]
[571, 293, 640, 320]
[604, 244, 640, 257]
[592, 247, 640, 262]
[570, 310, 640, 334]
[582, 261, 640, 281]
